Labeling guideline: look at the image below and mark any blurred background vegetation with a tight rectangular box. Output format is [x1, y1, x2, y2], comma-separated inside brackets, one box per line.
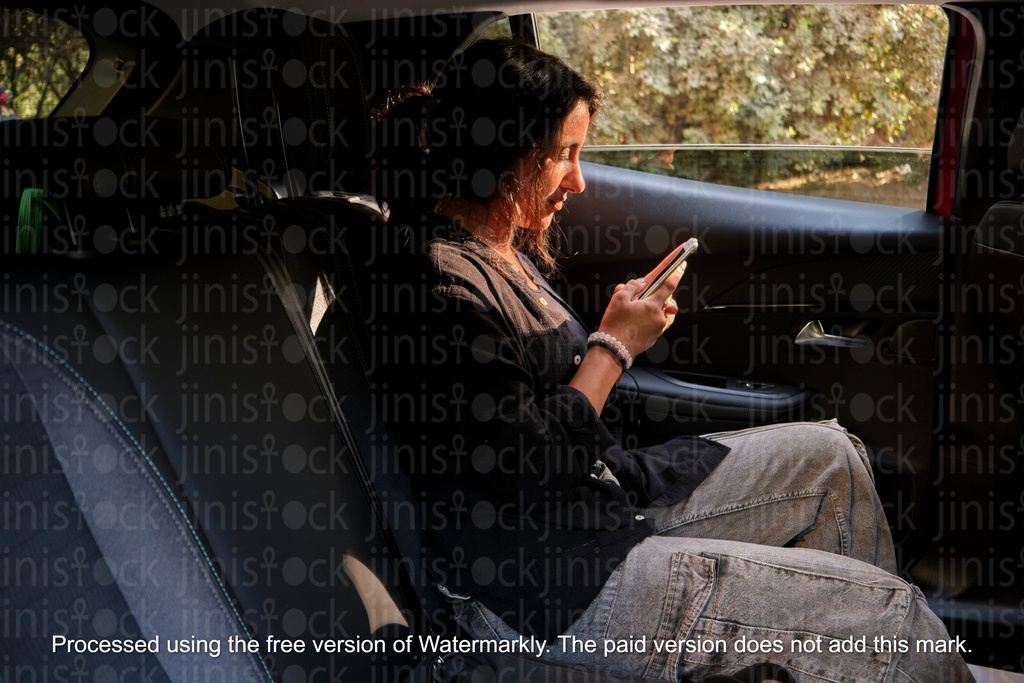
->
[538, 5, 945, 147]
[538, 5, 947, 207]
[1, 9, 89, 118]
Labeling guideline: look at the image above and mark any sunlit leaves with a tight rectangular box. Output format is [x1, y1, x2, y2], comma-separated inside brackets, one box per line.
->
[537, 5, 946, 148]
[1, 10, 90, 118]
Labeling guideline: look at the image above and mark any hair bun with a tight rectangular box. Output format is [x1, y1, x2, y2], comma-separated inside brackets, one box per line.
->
[374, 83, 433, 123]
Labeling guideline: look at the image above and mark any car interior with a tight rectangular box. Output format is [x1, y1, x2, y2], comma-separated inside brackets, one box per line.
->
[2, 1, 1024, 681]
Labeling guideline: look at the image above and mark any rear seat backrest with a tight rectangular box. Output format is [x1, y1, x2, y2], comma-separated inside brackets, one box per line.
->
[1, 116, 420, 681]
[207, 8, 450, 628]
[2, 320, 271, 683]
[254, 195, 454, 634]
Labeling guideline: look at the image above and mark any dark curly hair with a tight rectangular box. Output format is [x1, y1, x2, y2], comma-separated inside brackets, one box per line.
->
[373, 38, 600, 273]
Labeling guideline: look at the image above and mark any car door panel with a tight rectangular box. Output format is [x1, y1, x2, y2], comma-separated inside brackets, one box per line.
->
[556, 161, 943, 553]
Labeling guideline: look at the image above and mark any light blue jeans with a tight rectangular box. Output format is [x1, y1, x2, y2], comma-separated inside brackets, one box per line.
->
[452, 421, 974, 682]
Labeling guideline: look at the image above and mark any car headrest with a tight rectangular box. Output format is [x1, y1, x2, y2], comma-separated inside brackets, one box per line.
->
[278, 24, 371, 195]
[2, 116, 231, 255]
[196, 10, 371, 197]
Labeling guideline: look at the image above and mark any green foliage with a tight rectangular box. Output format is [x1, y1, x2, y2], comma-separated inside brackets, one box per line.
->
[1, 9, 90, 118]
[538, 5, 946, 148]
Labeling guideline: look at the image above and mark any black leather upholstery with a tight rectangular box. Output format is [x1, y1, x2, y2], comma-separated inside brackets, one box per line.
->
[969, 110, 1024, 339]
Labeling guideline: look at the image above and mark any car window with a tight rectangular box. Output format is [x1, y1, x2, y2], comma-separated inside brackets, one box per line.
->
[536, 5, 947, 209]
[0, 9, 90, 119]
[477, 15, 513, 40]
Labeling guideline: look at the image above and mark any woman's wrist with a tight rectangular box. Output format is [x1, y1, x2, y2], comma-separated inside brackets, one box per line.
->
[587, 331, 633, 371]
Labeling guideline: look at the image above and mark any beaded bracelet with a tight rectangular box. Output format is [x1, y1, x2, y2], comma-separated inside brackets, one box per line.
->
[587, 331, 633, 371]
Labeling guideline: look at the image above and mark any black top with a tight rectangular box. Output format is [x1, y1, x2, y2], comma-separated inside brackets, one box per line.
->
[367, 216, 729, 640]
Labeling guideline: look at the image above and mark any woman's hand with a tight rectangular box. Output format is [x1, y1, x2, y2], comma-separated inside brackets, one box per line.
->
[569, 262, 686, 416]
[598, 262, 686, 359]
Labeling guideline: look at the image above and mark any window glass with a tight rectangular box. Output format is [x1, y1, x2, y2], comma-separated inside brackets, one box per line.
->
[1, 9, 90, 119]
[476, 15, 513, 40]
[537, 6, 947, 208]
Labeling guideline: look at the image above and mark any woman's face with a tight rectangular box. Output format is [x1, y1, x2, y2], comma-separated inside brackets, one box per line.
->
[514, 99, 590, 232]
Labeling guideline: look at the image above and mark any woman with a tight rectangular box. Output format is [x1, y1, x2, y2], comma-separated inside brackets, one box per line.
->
[369, 38, 972, 682]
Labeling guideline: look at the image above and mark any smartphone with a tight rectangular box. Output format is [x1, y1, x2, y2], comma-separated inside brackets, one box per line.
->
[638, 237, 698, 300]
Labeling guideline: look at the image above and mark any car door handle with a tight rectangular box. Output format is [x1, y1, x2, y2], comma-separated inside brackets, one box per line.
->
[794, 320, 868, 348]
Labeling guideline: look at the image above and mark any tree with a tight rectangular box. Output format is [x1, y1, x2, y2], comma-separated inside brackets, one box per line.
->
[1, 9, 90, 118]
[538, 5, 946, 148]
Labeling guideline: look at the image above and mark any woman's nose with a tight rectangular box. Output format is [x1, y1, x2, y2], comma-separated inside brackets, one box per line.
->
[564, 161, 585, 194]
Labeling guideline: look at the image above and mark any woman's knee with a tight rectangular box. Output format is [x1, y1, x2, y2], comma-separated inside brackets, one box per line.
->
[783, 422, 873, 483]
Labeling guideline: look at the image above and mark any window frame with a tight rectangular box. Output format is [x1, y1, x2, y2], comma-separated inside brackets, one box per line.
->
[517, 4, 952, 212]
